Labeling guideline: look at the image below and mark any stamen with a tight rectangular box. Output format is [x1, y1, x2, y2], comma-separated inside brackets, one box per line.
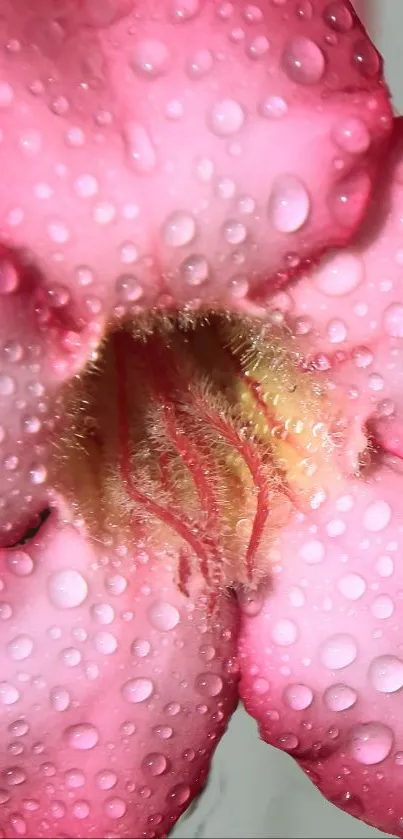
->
[55, 313, 352, 594]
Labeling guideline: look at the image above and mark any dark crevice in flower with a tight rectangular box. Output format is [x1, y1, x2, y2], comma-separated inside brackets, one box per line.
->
[9, 507, 51, 548]
[53, 312, 359, 595]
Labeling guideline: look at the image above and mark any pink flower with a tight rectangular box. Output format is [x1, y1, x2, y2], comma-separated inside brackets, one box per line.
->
[0, 1, 402, 837]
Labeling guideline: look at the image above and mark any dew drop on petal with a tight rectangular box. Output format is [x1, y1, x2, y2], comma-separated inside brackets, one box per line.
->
[348, 722, 393, 765]
[282, 36, 325, 85]
[130, 39, 171, 78]
[66, 723, 99, 750]
[122, 678, 154, 703]
[195, 673, 223, 697]
[337, 574, 366, 601]
[384, 303, 403, 338]
[48, 569, 88, 608]
[283, 683, 313, 710]
[97, 770, 117, 790]
[369, 655, 403, 694]
[268, 176, 310, 233]
[142, 752, 169, 776]
[50, 687, 71, 711]
[163, 212, 196, 247]
[148, 601, 180, 631]
[363, 500, 391, 533]
[209, 98, 245, 136]
[315, 252, 364, 296]
[104, 796, 127, 819]
[324, 683, 357, 711]
[320, 634, 357, 670]
[272, 619, 298, 646]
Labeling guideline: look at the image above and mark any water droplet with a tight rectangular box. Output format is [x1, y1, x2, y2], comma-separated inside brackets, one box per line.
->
[352, 38, 380, 79]
[105, 574, 127, 596]
[97, 770, 117, 790]
[195, 673, 223, 697]
[180, 254, 209, 286]
[209, 98, 245, 136]
[122, 678, 154, 703]
[115, 274, 143, 303]
[321, 634, 357, 670]
[6, 551, 33, 577]
[383, 303, 403, 338]
[324, 683, 357, 711]
[163, 212, 196, 247]
[72, 799, 91, 819]
[337, 574, 366, 601]
[154, 725, 173, 740]
[246, 35, 270, 59]
[91, 603, 115, 625]
[104, 796, 127, 819]
[29, 463, 47, 485]
[324, 1, 353, 32]
[268, 176, 310, 233]
[66, 723, 99, 750]
[369, 655, 403, 694]
[130, 39, 171, 78]
[349, 722, 393, 765]
[363, 500, 391, 533]
[334, 117, 370, 155]
[223, 220, 247, 245]
[93, 631, 118, 655]
[371, 594, 394, 620]
[315, 252, 363, 296]
[148, 601, 180, 635]
[142, 752, 169, 776]
[131, 638, 151, 658]
[48, 569, 88, 608]
[124, 122, 156, 173]
[282, 37, 325, 85]
[260, 95, 288, 120]
[252, 677, 269, 695]
[0, 682, 20, 705]
[65, 768, 85, 788]
[7, 635, 33, 661]
[170, 0, 200, 21]
[0, 375, 15, 397]
[50, 686, 71, 711]
[299, 539, 324, 564]
[187, 49, 213, 78]
[283, 683, 313, 710]
[167, 783, 191, 806]
[272, 619, 298, 646]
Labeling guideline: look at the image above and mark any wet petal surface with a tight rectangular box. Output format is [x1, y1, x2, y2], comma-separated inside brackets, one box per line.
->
[0, 516, 239, 838]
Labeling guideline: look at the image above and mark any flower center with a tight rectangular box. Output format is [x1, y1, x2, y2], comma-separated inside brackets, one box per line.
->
[55, 314, 365, 595]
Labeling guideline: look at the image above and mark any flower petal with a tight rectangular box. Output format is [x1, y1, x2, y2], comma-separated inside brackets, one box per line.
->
[0, 515, 239, 838]
[0, 0, 392, 315]
[239, 464, 403, 837]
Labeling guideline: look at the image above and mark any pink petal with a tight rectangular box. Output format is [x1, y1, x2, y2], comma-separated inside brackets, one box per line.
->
[0, 0, 392, 316]
[0, 0, 393, 541]
[239, 463, 403, 835]
[0, 515, 239, 837]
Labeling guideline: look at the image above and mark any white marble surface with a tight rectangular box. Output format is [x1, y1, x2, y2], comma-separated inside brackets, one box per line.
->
[171, 4, 403, 839]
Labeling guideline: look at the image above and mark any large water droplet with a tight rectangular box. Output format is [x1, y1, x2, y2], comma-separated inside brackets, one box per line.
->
[195, 673, 223, 697]
[66, 723, 99, 750]
[7, 635, 33, 661]
[50, 686, 71, 711]
[271, 619, 298, 646]
[130, 39, 171, 78]
[163, 212, 196, 247]
[209, 98, 245, 136]
[320, 633, 357, 670]
[148, 601, 180, 631]
[142, 752, 169, 776]
[122, 678, 154, 703]
[104, 797, 127, 819]
[0, 682, 20, 705]
[324, 683, 357, 711]
[48, 569, 88, 608]
[337, 574, 366, 601]
[363, 500, 391, 533]
[180, 254, 209, 286]
[268, 176, 310, 233]
[315, 252, 363, 296]
[283, 683, 313, 710]
[282, 37, 325, 85]
[369, 655, 403, 694]
[348, 722, 393, 765]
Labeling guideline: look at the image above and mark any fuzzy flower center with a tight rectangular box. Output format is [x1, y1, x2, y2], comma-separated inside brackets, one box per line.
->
[55, 314, 364, 594]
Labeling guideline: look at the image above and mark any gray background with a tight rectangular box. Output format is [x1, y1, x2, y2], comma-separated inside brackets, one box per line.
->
[172, 3, 401, 837]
